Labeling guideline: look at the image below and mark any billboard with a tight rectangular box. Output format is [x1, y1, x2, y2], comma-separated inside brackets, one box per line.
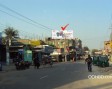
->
[52, 30, 73, 39]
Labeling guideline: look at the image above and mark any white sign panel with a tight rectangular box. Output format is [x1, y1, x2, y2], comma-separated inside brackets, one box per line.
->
[52, 30, 73, 39]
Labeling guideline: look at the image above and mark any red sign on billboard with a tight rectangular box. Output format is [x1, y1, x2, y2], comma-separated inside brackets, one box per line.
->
[61, 24, 69, 31]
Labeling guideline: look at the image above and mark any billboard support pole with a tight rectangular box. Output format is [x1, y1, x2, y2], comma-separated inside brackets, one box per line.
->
[64, 37, 67, 62]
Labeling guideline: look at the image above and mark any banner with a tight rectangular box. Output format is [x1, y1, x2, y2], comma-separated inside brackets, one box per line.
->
[52, 30, 73, 39]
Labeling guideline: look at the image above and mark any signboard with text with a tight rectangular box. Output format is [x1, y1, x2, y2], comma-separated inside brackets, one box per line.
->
[52, 30, 73, 39]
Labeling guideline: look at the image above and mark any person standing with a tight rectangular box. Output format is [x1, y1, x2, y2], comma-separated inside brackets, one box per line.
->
[33, 56, 40, 69]
[85, 55, 92, 72]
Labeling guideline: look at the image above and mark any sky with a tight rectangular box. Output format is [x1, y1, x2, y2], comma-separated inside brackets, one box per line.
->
[0, 0, 112, 49]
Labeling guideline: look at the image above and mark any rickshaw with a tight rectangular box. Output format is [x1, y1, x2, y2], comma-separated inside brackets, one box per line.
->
[93, 55, 109, 67]
[98, 55, 109, 67]
[92, 55, 99, 66]
[41, 55, 53, 67]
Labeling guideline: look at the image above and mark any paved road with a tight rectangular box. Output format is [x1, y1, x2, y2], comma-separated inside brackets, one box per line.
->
[0, 61, 112, 89]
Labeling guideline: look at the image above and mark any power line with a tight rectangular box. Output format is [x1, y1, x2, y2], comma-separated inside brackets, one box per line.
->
[0, 9, 48, 30]
[0, 3, 53, 30]
[0, 9, 53, 40]
[0, 22, 41, 39]
[0, 22, 5, 27]
[0, 20, 41, 38]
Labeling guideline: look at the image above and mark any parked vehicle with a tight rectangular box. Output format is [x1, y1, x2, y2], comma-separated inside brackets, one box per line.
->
[14, 56, 31, 70]
[51, 56, 57, 62]
[0, 62, 2, 71]
[41, 55, 53, 67]
[24, 61, 31, 69]
[15, 61, 25, 70]
[14, 49, 32, 70]
[92, 55, 109, 67]
[92, 55, 99, 66]
[99, 55, 109, 67]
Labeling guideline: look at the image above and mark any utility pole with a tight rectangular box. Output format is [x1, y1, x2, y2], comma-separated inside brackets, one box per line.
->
[6, 39, 9, 65]
[110, 15, 112, 42]
[109, 22, 112, 38]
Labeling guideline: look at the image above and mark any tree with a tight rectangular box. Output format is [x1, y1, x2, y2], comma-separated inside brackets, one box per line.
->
[4, 27, 18, 46]
[3, 27, 18, 65]
[91, 49, 98, 55]
[49, 44, 56, 48]
[83, 46, 90, 51]
[1, 37, 6, 45]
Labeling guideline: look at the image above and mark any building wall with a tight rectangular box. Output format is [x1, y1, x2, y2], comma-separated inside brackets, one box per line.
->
[104, 41, 111, 54]
[0, 45, 6, 62]
[45, 38, 82, 53]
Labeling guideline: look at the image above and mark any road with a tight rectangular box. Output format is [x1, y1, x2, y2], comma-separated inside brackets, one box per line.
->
[0, 61, 112, 89]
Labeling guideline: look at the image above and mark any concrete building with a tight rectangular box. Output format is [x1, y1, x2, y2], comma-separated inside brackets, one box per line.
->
[45, 37, 83, 60]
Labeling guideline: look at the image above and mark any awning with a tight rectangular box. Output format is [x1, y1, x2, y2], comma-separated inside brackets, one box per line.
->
[50, 52, 61, 55]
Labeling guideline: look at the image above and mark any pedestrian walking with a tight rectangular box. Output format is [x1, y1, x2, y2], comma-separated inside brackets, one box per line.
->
[33, 56, 40, 69]
[85, 54, 92, 72]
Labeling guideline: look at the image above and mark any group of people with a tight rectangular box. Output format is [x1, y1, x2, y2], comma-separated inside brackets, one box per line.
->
[33, 54, 93, 72]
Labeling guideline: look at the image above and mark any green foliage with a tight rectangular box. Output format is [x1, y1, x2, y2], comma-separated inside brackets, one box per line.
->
[4, 27, 18, 39]
[91, 49, 98, 55]
[1, 37, 6, 45]
[49, 44, 56, 47]
[3, 27, 19, 46]
[83, 46, 90, 51]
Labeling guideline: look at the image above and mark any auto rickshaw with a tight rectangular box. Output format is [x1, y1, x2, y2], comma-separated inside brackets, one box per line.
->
[98, 55, 109, 67]
[92, 55, 99, 66]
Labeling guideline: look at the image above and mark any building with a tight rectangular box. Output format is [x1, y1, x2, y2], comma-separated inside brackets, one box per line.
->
[103, 41, 112, 55]
[0, 32, 6, 63]
[45, 37, 83, 61]
[45, 37, 77, 53]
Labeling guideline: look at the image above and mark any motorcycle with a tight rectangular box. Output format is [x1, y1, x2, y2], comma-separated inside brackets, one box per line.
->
[42, 55, 53, 67]
[15, 61, 25, 70]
